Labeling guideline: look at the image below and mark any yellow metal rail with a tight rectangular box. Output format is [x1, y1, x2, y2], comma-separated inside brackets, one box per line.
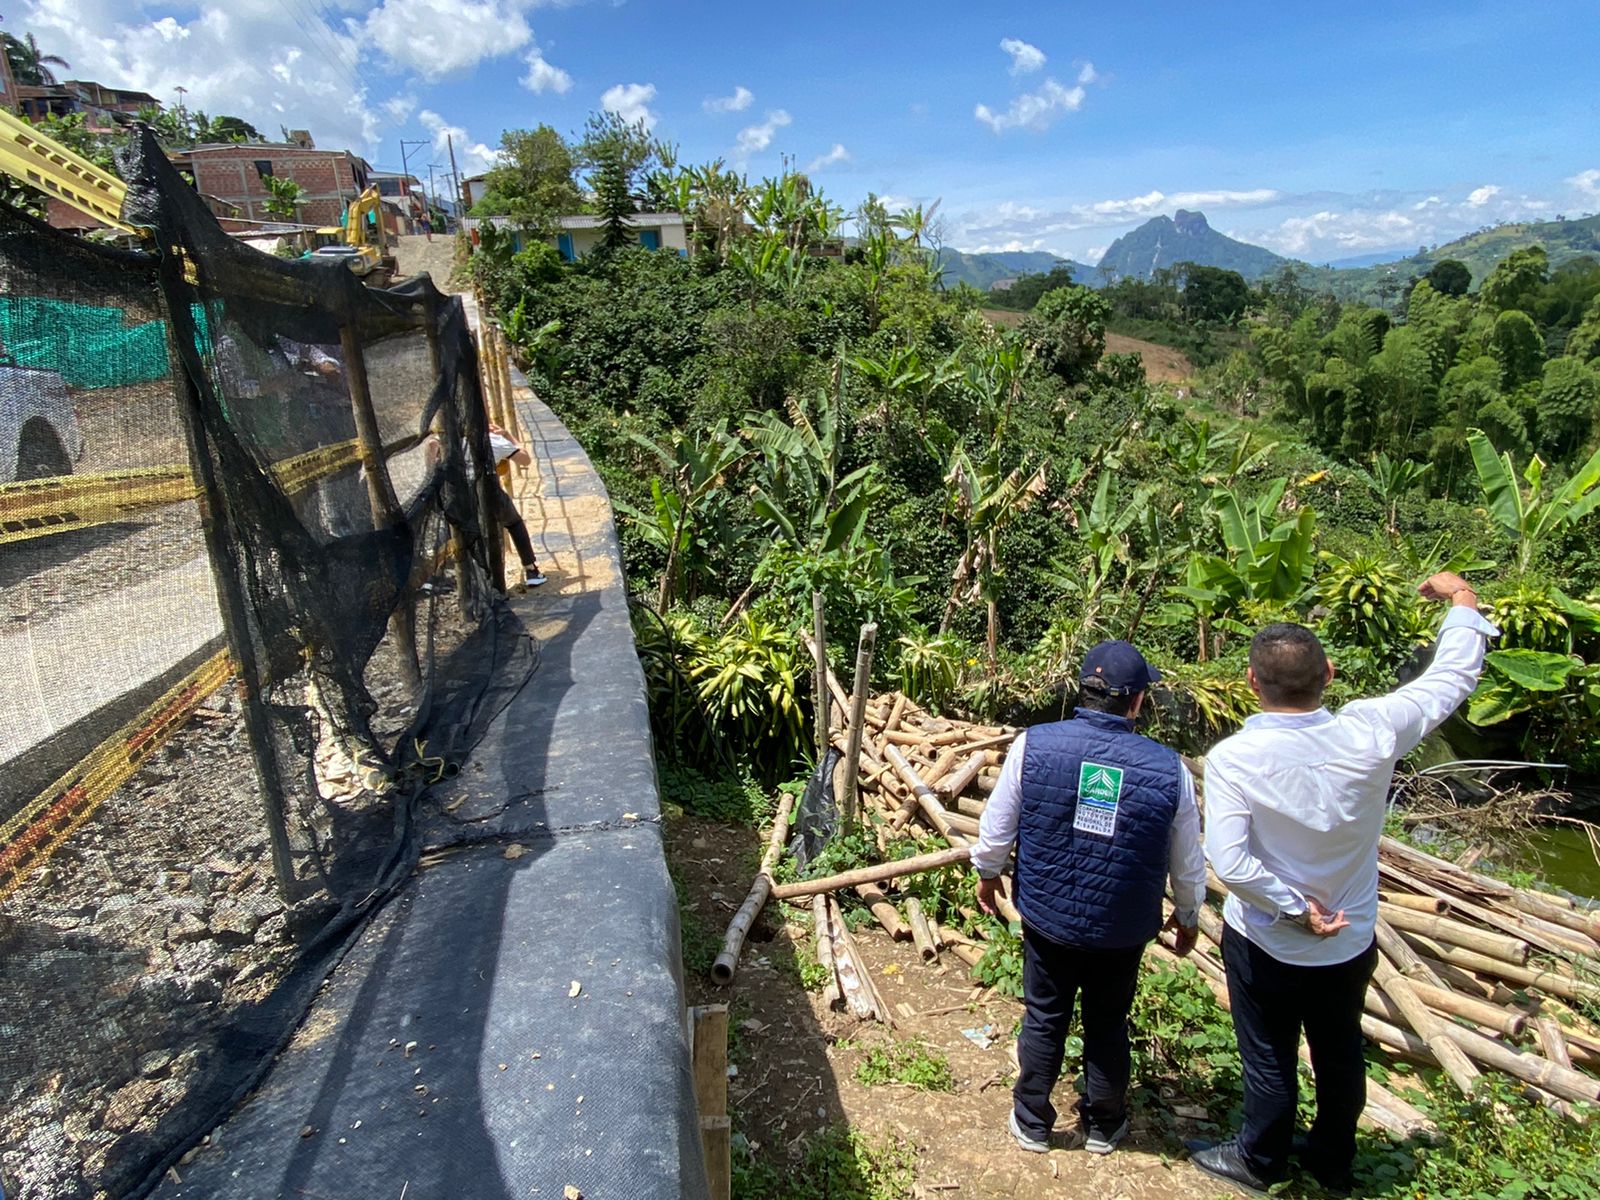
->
[0, 465, 195, 545]
[0, 107, 134, 234]
[0, 650, 234, 900]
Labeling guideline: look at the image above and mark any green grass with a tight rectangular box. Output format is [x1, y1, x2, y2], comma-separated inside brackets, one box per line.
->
[733, 1126, 916, 1200]
[853, 1040, 955, 1092]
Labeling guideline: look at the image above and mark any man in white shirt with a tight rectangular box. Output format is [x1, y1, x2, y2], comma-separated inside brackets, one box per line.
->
[973, 640, 1207, 1156]
[1191, 571, 1496, 1194]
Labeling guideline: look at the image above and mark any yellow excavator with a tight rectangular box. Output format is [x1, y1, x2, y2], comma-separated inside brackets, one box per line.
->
[311, 185, 395, 281]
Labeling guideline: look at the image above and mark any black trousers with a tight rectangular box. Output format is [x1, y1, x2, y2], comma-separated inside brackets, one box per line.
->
[1222, 925, 1377, 1181]
[1012, 925, 1143, 1141]
[492, 483, 538, 570]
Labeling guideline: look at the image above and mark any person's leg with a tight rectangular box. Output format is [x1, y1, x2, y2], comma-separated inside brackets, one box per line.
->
[1301, 940, 1378, 1187]
[493, 484, 540, 573]
[1075, 942, 1144, 1136]
[1222, 926, 1302, 1181]
[1012, 927, 1080, 1142]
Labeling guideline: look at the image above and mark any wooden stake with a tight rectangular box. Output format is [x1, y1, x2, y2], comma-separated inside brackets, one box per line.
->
[839, 622, 878, 829]
[690, 1004, 729, 1118]
[700, 1115, 731, 1200]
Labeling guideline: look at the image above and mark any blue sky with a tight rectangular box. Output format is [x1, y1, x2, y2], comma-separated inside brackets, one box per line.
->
[18, 0, 1600, 264]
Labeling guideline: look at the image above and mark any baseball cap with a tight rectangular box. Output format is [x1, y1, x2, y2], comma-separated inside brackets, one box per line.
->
[1080, 640, 1161, 696]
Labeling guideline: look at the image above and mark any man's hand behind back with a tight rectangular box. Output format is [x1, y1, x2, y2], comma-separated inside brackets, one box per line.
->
[1305, 896, 1349, 937]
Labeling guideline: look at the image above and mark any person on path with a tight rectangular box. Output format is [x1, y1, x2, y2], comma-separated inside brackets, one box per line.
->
[973, 640, 1205, 1155]
[485, 423, 546, 587]
[1189, 571, 1496, 1194]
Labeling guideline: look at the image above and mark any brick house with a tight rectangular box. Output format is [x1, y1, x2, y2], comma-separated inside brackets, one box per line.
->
[16, 80, 158, 131]
[168, 133, 373, 227]
[371, 171, 426, 236]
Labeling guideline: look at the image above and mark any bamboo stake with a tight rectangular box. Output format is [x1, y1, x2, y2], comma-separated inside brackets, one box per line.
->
[1372, 954, 1479, 1094]
[1412, 980, 1528, 1038]
[1374, 918, 1446, 988]
[856, 882, 910, 940]
[833, 908, 895, 1027]
[939, 751, 993, 800]
[883, 692, 908, 739]
[1536, 1014, 1575, 1070]
[1377, 902, 1530, 965]
[813, 893, 842, 1008]
[711, 791, 795, 984]
[905, 897, 939, 964]
[839, 623, 878, 830]
[769, 845, 970, 901]
[811, 592, 829, 757]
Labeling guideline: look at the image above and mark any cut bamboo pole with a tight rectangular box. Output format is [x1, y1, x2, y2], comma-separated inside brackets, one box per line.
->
[1371, 954, 1478, 1094]
[838, 623, 878, 830]
[1378, 891, 1449, 915]
[833, 908, 895, 1027]
[813, 893, 842, 1008]
[905, 897, 939, 964]
[856, 882, 909, 940]
[711, 790, 795, 985]
[1377, 902, 1530, 965]
[1536, 1013, 1575, 1070]
[811, 592, 829, 756]
[1374, 917, 1446, 988]
[922, 745, 964, 790]
[769, 845, 971, 901]
[1399, 932, 1600, 1004]
[939, 752, 993, 800]
[883, 692, 908, 739]
[884, 744, 967, 845]
[1412, 980, 1528, 1038]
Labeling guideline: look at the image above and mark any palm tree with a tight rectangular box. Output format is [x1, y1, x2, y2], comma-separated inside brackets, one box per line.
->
[4, 32, 69, 86]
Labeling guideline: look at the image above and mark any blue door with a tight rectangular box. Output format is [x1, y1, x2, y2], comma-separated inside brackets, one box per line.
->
[637, 229, 661, 251]
[557, 232, 575, 261]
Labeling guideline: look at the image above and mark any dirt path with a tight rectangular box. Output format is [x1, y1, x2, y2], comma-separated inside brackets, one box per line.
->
[981, 310, 1195, 383]
[392, 233, 462, 291]
[670, 812, 1245, 1198]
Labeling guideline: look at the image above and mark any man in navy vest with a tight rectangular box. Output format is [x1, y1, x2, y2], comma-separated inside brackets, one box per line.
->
[974, 640, 1206, 1155]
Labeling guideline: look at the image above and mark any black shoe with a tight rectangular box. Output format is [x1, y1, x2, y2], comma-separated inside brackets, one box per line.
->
[1291, 1134, 1353, 1194]
[1186, 1139, 1275, 1195]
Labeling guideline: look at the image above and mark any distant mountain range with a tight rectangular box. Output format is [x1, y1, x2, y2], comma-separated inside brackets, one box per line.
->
[945, 209, 1600, 302]
[937, 249, 1099, 291]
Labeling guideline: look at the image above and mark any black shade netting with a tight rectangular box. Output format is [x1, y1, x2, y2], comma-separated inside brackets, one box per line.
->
[0, 128, 535, 1199]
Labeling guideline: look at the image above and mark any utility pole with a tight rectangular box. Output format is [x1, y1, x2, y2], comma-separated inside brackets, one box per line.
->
[399, 137, 428, 230]
[446, 132, 464, 214]
[174, 85, 188, 142]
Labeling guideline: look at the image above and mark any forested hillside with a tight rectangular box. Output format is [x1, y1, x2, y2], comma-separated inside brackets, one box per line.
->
[1099, 210, 1288, 280]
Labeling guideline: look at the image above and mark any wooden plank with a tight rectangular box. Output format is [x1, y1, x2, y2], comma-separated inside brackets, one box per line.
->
[690, 1004, 729, 1118]
[700, 1115, 731, 1200]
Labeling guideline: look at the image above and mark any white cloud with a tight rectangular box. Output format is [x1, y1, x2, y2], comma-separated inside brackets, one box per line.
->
[383, 94, 418, 123]
[734, 109, 791, 159]
[704, 86, 754, 114]
[15, 0, 387, 155]
[1413, 195, 1443, 210]
[1262, 209, 1425, 256]
[1077, 62, 1098, 85]
[419, 109, 498, 176]
[1085, 187, 1282, 222]
[601, 82, 658, 129]
[1568, 169, 1600, 203]
[975, 78, 1085, 134]
[521, 43, 572, 94]
[365, 0, 535, 80]
[1466, 184, 1501, 207]
[1084, 245, 1107, 263]
[806, 143, 850, 173]
[999, 37, 1046, 75]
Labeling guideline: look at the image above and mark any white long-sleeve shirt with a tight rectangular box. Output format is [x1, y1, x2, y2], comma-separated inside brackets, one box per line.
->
[972, 726, 1208, 926]
[1203, 604, 1499, 965]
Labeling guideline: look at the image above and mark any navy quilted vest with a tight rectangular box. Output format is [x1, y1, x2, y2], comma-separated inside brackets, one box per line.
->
[1014, 709, 1181, 949]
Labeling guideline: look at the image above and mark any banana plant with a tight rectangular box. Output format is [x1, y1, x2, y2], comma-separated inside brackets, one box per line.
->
[742, 386, 881, 557]
[1468, 429, 1600, 575]
[1366, 451, 1433, 535]
[615, 421, 751, 612]
[938, 433, 1049, 671]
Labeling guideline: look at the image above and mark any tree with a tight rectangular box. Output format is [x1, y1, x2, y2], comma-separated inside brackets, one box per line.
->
[1480, 245, 1548, 314]
[1176, 263, 1251, 324]
[262, 176, 303, 219]
[1424, 259, 1471, 297]
[575, 112, 667, 250]
[3, 31, 68, 86]
[473, 125, 580, 236]
[1020, 284, 1109, 384]
[1490, 309, 1544, 390]
[1535, 357, 1600, 462]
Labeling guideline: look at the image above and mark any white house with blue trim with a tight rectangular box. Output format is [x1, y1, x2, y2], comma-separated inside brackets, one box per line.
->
[466, 212, 692, 260]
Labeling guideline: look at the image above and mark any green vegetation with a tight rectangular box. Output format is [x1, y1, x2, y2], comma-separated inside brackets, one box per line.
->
[852, 1040, 956, 1092]
[733, 1126, 916, 1200]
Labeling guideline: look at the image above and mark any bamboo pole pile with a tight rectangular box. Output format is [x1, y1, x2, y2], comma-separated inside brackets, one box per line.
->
[712, 655, 1600, 1119]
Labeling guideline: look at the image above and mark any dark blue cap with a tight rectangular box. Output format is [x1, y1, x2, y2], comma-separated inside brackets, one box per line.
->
[1080, 640, 1161, 696]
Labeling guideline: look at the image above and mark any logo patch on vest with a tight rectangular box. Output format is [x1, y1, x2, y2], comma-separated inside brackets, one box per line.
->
[1074, 761, 1124, 837]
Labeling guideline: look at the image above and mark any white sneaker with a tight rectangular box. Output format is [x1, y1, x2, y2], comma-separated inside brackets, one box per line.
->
[523, 571, 547, 587]
[1008, 1110, 1049, 1154]
[1084, 1118, 1129, 1155]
